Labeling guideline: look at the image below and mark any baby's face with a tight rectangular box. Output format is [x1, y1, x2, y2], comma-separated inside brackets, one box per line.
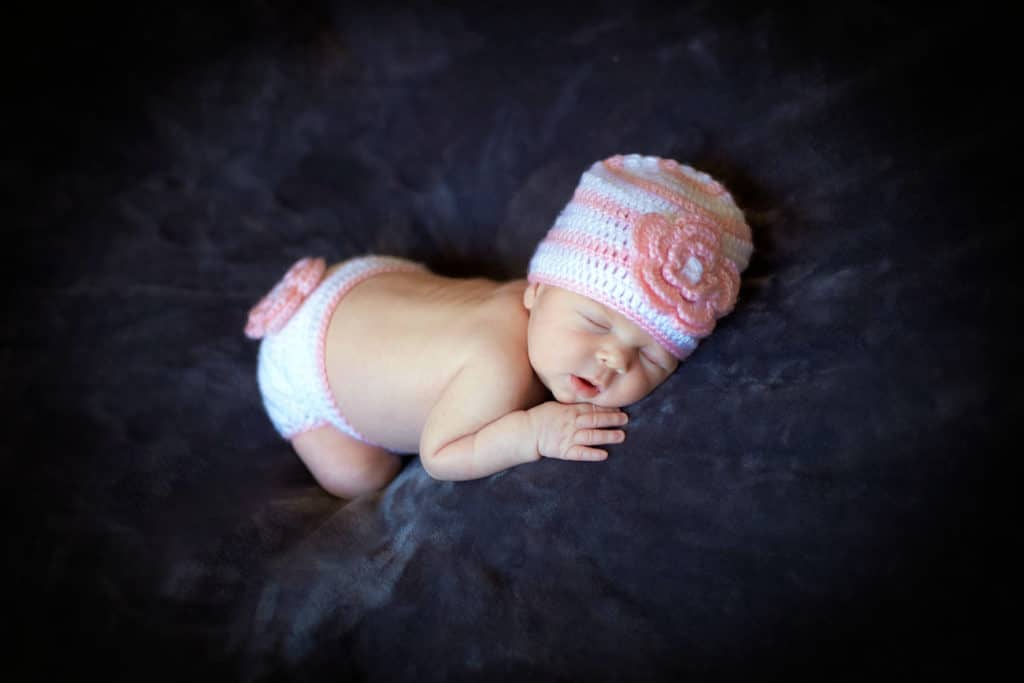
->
[523, 283, 679, 407]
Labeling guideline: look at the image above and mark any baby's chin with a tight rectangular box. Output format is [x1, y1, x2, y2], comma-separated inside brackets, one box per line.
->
[555, 393, 618, 407]
[536, 374, 577, 405]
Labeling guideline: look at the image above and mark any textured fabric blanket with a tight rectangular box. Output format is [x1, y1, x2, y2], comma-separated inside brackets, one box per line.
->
[7, 2, 1008, 680]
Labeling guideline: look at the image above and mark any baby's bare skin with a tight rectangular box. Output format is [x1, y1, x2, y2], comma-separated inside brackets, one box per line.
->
[292, 259, 676, 498]
[323, 263, 542, 454]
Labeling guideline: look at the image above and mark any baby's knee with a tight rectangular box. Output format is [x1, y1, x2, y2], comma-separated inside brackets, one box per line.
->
[318, 450, 401, 500]
[292, 428, 402, 499]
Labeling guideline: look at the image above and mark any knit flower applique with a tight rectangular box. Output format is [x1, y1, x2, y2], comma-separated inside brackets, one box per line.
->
[632, 212, 740, 338]
[245, 257, 326, 339]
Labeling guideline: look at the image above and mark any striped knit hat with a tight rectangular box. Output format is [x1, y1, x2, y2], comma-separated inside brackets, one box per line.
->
[527, 154, 753, 360]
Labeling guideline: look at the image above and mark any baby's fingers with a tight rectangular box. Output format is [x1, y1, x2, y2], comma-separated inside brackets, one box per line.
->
[562, 445, 608, 461]
[575, 410, 628, 430]
[574, 428, 626, 446]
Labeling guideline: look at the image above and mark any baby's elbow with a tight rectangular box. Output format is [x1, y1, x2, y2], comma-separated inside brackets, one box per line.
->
[420, 432, 477, 481]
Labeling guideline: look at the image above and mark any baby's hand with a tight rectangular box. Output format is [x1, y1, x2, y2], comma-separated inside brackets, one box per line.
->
[526, 401, 628, 461]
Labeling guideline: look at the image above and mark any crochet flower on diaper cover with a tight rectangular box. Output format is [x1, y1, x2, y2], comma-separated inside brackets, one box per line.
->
[244, 257, 326, 339]
[633, 212, 740, 339]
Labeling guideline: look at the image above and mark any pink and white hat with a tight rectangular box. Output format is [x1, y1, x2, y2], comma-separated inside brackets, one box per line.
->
[527, 154, 753, 360]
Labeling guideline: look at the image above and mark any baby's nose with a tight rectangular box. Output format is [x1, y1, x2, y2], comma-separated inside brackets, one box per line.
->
[597, 347, 628, 373]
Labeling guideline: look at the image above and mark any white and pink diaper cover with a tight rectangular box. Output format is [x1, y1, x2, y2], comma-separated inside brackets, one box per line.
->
[245, 255, 426, 446]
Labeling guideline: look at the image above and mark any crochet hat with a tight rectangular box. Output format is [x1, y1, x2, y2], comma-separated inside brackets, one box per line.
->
[527, 154, 753, 360]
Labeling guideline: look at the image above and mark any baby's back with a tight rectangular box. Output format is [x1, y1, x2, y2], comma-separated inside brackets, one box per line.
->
[324, 262, 538, 453]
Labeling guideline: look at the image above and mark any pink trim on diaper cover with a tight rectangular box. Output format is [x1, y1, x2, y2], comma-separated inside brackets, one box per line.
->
[297, 257, 427, 449]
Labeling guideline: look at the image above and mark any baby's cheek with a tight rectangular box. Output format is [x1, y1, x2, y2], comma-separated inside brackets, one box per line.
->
[610, 373, 651, 406]
[640, 367, 674, 397]
[648, 370, 675, 395]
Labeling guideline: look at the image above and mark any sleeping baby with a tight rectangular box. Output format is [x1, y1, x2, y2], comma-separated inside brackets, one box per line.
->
[244, 154, 753, 499]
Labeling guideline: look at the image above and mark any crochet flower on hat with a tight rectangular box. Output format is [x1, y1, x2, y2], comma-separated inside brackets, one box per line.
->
[245, 257, 326, 339]
[632, 211, 740, 339]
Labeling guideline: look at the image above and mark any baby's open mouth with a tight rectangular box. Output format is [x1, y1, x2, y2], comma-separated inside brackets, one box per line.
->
[570, 374, 600, 398]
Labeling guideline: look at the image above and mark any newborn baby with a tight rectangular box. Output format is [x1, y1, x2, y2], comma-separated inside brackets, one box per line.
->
[245, 154, 752, 499]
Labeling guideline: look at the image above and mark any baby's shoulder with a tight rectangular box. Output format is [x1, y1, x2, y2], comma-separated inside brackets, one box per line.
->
[468, 330, 531, 376]
[463, 327, 541, 404]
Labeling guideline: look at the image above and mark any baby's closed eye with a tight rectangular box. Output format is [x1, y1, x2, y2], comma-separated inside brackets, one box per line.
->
[578, 313, 609, 332]
[638, 346, 673, 371]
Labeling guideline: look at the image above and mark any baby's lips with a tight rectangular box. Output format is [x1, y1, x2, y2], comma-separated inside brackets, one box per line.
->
[244, 257, 326, 339]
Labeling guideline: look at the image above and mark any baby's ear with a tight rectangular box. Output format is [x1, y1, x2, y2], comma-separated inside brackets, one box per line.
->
[523, 282, 542, 311]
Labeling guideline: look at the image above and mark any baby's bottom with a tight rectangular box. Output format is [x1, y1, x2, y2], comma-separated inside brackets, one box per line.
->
[291, 426, 402, 500]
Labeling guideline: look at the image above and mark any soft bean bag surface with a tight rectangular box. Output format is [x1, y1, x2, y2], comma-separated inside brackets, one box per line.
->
[6, 2, 1009, 680]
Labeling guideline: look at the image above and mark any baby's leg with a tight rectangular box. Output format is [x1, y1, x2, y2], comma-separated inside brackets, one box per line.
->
[291, 426, 402, 500]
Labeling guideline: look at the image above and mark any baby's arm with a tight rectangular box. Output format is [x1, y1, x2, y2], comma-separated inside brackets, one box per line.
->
[420, 353, 627, 481]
